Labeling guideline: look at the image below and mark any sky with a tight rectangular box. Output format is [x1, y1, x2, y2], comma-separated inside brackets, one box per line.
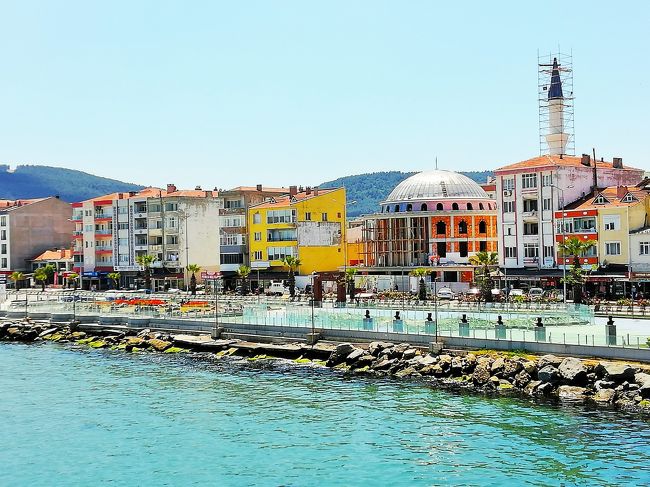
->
[0, 1, 648, 190]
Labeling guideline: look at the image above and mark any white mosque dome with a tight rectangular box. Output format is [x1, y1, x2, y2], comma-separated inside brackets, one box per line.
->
[384, 170, 489, 203]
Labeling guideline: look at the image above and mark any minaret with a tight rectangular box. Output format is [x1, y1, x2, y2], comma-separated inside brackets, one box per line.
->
[545, 58, 568, 155]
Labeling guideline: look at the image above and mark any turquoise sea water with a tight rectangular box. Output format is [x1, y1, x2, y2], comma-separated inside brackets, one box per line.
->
[1, 343, 649, 486]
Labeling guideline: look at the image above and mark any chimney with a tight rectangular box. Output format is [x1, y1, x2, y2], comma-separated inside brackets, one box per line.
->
[289, 185, 298, 196]
[195, 185, 202, 191]
[305, 186, 312, 195]
[617, 186, 628, 199]
[205, 190, 212, 198]
[313, 186, 319, 196]
[580, 154, 591, 166]
[167, 184, 177, 193]
[613, 157, 623, 169]
[129, 191, 136, 197]
[256, 184, 263, 191]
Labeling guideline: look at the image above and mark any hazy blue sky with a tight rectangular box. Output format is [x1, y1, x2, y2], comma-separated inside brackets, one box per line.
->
[0, 1, 648, 189]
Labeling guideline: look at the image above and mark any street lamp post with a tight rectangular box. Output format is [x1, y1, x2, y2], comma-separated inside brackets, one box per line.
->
[550, 184, 571, 304]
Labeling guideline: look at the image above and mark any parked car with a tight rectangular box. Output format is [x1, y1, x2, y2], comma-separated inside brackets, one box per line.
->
[509, 289, 525, 299]
[265, 282, 289, 296]
[528, 287, 544, 300]
[436, 287, 456, 300]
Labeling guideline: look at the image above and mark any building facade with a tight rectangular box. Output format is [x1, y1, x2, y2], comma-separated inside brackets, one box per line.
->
[72, 185, 220, 290]
[0, 197, 73, 273]
[248, 187, 346, 278]
[360, 170, 498, 289]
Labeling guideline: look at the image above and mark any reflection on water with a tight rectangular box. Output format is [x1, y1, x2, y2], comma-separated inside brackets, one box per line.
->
[1, 342, 649, 486]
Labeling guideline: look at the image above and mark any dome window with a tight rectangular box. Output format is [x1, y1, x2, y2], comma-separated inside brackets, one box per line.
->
[394, 205, 400, 213]
[452, 203, 459, 211]
[436, 203, 443, 211]
[479, 203, 484, 210]
[420, 203, 427, 211]
[436, 221, 446, 235]
[467, 203, 473, 210]
[406, 204, 412, 212]
[458, 221, 468, 234]
[479, 220, 487, 234]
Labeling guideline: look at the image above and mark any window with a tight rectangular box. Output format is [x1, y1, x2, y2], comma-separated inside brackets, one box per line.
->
[2, 258, 7, 267]
[118, 238, 128, 246]
[503, 201, 514, 213]
[321, 213, 328, 222]
[266, 210, 296, 224]
[506, 226, 513, 236]
[503, 178, 515, 191]
[220, 254, 244, 265]
[253, 251, 263, 260]
[436, 221, 446, 235]
[118, 254, 129, 263]
[0, 230, 5, 240]
[118, 223, 129, 230]
[267, 229, 297, 242]
[394, 205, 400, 213]
[406, 204, 412, 212]
[164, 202, 178, 211]
[542, 174, 553, 187]
[166, 235, 178, 245]
[467, 203, 473, 210]
[421, 204, 427, 211]
[223, 216, 243, 227]
[544, 245, 554, 258]
[225, 199, 243, 209]
[452, 203, 459, 211]
[594, 194, 609, 205]
[1, 244, 5, 254]
[523, 223, 538, 235]
[603, 215, 620, 231]
[436, 203, 443, 211]
[523, 200, 538, 212]
[267, 246, 295, 261]
[522, 174, 537, 189]
[504, 247, 516, 258]
[253, 213, 261, 224]
[254, 232, 262, 241]
[622, 193, 637, 203]
[458, 221, 468, 234]
[479, 203, 484, 210]
[605, 242, 621, 255]
[459, 241, 468, 257]
[0, 216, 6, 227]
[542, 198, 552, 211]
[524, 243, 539, 258]
[305, 212, 311, 221]
[640, 242, 650, 255]
[478, 221, 487, 234]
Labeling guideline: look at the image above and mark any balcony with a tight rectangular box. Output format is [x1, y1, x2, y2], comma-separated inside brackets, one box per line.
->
[94, 213, 113, 221]
[148, 244, 163, 252]
[95, 230, 113, 237]
[71, 214, 83, 221]
[95, 248, 113, 254]
[522, 211, 538, 222]
[523, 257, 539, 267]
[219, 207, 245, 216]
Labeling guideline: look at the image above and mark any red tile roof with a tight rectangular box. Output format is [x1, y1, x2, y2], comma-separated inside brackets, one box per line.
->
[33, 249, 72, 261]
[564, 186, 650, 210]
[0, 198, 47, 208]
[496, 155, 642, 173]
[251, 188, 339, 209]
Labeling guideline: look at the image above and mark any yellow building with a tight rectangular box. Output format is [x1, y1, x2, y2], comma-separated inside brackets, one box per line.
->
[248, 186, 346, 276]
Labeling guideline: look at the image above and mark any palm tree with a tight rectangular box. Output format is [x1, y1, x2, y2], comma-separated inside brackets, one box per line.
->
[10, 271, 24, 291]
[345, 268, 358, 301]
[135, 254, 157, 291]
[409, 268, 432, 301]
[34, 267, 49, 291]
[557, 237, 596, 304]
[67, 272, 79, 290]
[282, 256, 301, 297]
[469, 251, 498, 302]
[186, 264, 201, 295]
[237, 265, 251, 295]
[107, 272, 121, 290]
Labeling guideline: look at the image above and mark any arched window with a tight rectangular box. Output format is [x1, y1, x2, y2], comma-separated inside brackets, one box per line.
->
[394, 205, 400, 213]
[479, 220, 487, 234]
[436, 203, 443, 211]
[420, 203, 427, 211]
[406, 203, 412, 212]
[467, 203, 473, 210]
[479, 203, 484, 210]
[452, 203, 459, 211]
[436, 221, 446, 235]
[458, 221, 468, 234]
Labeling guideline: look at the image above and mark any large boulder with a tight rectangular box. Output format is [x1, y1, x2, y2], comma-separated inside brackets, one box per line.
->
[147, 339, 172, 352]
[402, 348, 417, 361]
[557, 385, 587, 402]
[491, 357, 505, 375]
[353, 354, 375, 369]
[538, 365, 560, 384]
[326, 343, 356, 367]
[558, 357, 587, 384]
[472, 364, 491, 385]
[514, 370, 531, 389]
[368, 341, 392, 357]
[372, 357, 397, 371]
[595, 363, 636, 382]
[345, 348, 366, 365]
[538, 354, 563, 369]
[417, 355, 437, 367]
[635, 372, 650, 398]
[593, 388, 617, 404]
[523, 361, 538, 378]
[503, 360, 523, 379]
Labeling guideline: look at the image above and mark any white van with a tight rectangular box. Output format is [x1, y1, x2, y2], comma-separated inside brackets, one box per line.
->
[265, 281, 289, 296]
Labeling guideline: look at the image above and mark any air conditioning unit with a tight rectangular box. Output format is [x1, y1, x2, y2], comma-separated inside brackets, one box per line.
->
[503, 190, 512, 197]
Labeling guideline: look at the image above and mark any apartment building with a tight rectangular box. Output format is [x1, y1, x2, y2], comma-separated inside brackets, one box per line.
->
[248, 186, 346, 279]
[72, 185, 220, 290]
[0, 197, 73, 274]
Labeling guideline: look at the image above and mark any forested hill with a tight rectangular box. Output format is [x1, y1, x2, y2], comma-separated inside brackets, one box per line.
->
[0, 165, 144, 202]
[321, 170, 493, 217]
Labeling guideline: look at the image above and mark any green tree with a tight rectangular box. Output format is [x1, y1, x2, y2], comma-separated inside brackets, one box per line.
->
[558, 237, 596, 304]
[282, 256, 301, 298]
[67, 272, 79, 290]
[237, 265, 251, 295]
[135, 254, 157, 291]
[43, 264, 55, 282]
[469, 251, 499, 302]
[9, 271, 24, 291]
[34, 267, 49, 292]
[107, 272, 121, 290]
[345, 268, 358, 300]
[410, 268, 432, 301]
[186, 264, 201, 295]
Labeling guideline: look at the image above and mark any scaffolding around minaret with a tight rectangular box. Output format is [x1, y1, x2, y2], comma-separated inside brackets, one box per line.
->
[538, 50, 574, 156]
